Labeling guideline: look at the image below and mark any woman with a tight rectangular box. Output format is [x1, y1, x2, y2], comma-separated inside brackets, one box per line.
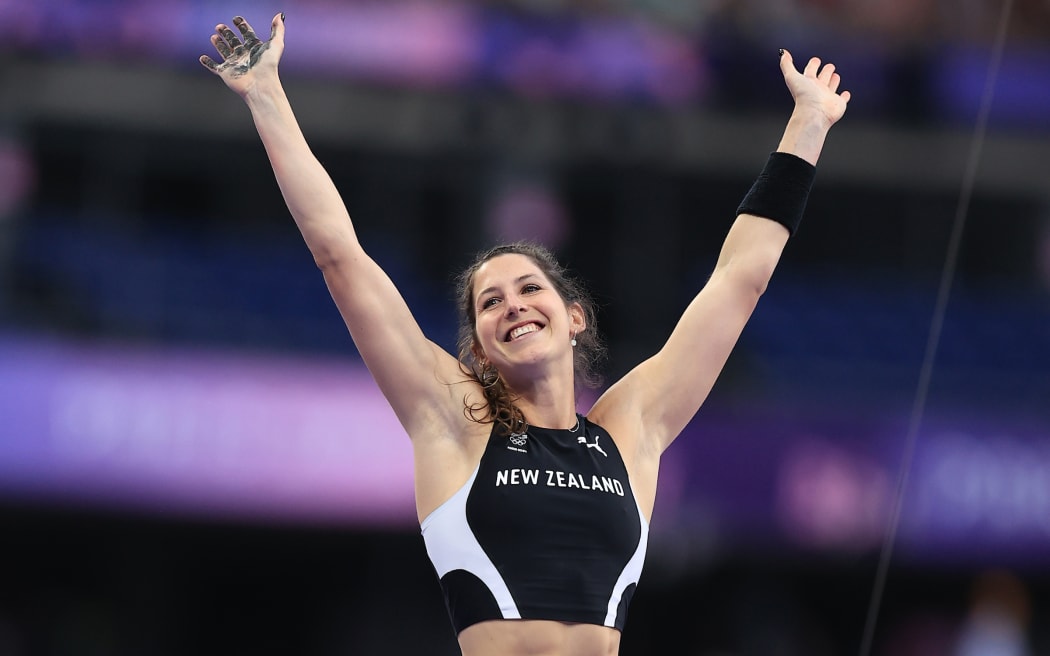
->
[200, 13, 849, 656]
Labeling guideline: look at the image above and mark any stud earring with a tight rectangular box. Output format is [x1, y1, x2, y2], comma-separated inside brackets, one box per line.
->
[570, 331, 577, 347]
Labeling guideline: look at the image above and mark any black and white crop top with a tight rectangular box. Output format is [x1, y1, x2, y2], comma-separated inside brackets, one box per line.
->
[420, 415, 649, 635]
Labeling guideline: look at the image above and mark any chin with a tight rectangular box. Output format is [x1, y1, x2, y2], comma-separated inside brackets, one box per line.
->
[515, 344, 560, 368]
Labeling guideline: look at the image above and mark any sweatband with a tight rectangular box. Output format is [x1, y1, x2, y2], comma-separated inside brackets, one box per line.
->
[735, 151, 816, 235]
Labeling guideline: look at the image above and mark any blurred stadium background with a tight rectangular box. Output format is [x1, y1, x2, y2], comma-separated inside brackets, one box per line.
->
[1, 0, 1048, 654]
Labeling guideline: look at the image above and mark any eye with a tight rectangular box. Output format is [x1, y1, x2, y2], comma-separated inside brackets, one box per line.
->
[480, 296, 501, 310]
[522, 283, 541, 294]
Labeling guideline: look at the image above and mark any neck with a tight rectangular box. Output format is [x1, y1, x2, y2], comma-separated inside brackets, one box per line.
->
[505, 373, 578, 430]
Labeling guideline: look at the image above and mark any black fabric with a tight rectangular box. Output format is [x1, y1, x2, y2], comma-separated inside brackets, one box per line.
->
[440, 569, 503, 634]
[447, 415, 643, 632]
[735, 151, 817, 235]
[615, 582, 637, 630]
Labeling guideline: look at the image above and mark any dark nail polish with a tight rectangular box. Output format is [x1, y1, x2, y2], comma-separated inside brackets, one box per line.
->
[778, 48, 785, 58]
[281, 12, 286, 21]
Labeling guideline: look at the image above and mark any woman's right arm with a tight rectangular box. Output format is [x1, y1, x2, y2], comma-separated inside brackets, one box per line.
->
[200, 14, 468, 436]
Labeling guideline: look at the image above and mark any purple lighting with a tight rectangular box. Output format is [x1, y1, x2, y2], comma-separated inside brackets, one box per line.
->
[0, 0, 708, 105]
[2, 332, 1049, 566]
[0, 334, 417, 525]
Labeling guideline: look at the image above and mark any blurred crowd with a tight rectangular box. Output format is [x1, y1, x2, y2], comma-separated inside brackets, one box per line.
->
[0, 1, 1048, 655]
[479, 0, 1050, 43]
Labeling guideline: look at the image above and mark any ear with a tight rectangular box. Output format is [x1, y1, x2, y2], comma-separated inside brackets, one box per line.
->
[568, 302, 586, 335]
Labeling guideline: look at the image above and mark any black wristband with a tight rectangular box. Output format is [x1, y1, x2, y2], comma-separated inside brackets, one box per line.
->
[735, 151, 816, 235]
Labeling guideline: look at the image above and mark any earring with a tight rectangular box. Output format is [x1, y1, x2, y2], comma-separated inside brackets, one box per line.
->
[570, 331, 577, 347]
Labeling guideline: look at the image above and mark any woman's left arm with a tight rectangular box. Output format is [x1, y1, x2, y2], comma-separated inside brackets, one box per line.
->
[594, 50, 851, 455]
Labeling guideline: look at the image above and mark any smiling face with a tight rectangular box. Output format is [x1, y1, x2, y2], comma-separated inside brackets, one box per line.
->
[454, 241, 606, 394]
[471, 253, 584, 378]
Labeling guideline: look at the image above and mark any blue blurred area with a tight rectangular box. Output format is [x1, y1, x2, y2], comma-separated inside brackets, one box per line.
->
[2, 0, 1050, 128]
[10, 213, 454, 355]
[8, 205, 1049, 403]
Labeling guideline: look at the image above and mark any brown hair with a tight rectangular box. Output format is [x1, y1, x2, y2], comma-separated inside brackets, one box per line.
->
[454, 241, 606, 436]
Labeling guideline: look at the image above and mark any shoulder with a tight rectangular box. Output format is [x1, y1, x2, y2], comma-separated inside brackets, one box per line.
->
[584, 402, 662, 520]
[585, 391, 651, 465]
[412, 414, 494, 522]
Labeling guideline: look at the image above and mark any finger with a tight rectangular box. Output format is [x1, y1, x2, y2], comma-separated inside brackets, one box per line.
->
[778, 48, 796, 76]
[804, 56, 821, 77]
[211, 33, 232, 59]
[840, 90, 852, 104]
[199, 54, 220, 72]
[818, 62, 836, 85]
[233, 16, 260, 46]
[829, 72, 842, 93]
[217, 23, 243, 50]
[270, 11, 284, 42]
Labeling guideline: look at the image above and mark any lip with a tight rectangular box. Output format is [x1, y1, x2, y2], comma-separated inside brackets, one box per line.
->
[504, 321, 544, 342]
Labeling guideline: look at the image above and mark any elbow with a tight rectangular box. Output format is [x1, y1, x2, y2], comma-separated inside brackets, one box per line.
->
[751, 260, 776, 298]
[312, 248, 341, 272]
[723, 247, 781, 299]
[307, 228, 362, 272]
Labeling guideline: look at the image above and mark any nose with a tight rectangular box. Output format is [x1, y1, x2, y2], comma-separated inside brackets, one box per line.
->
[504, 294, 526, 317]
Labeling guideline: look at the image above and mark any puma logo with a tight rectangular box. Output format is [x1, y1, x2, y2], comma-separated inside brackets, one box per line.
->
[578, 434, 608, 457]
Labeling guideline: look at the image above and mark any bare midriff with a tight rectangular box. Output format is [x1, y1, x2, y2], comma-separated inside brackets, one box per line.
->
[458, 619, 621, 656]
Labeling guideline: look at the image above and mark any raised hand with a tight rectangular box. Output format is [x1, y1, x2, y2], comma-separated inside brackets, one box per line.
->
[779, 49, 851, 128]
[199, 13, 284, 97]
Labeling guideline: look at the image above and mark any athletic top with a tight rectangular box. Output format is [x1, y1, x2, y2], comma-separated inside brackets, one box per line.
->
[420, 414, 649, 635]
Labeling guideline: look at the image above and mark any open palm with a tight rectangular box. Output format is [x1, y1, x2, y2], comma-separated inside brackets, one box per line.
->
[199, 14, 284, 97]
[780, 49, 851, 127]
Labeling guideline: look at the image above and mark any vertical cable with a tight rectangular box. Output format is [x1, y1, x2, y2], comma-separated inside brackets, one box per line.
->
[856, 2, 1015, 655]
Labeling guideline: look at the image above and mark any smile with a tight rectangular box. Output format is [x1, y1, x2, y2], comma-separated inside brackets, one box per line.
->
[506, 323, 542, 342]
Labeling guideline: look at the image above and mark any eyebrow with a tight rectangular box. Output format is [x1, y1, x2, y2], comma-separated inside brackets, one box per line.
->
[476, 273, 541, 302]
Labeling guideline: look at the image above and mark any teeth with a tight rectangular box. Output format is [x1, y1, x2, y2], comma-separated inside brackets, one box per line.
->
[509, 324, 539, 340]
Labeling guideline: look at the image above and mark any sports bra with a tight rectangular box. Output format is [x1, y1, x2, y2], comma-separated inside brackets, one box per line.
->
[420, 415, 649, 634]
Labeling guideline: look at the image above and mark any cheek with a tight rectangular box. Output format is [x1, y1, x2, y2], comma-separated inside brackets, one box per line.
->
[475, 317, 497, 344]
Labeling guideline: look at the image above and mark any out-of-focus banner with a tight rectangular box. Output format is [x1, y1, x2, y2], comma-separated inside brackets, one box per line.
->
[2, 333, 1049, 566]
[2, 0, 1048, 127]
[0, 0, 703, 105]
[660, 411, 1050, 567]
[0, 334, 417, 525]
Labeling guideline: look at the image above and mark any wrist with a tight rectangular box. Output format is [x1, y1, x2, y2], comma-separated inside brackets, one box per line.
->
[735, 152, 816, 236]
[777, 109, 831, 165]
[242, 76, 285, 109]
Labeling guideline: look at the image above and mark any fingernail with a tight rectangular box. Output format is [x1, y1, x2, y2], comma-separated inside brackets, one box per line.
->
[281, 11, 286, 21]
[778, 48, 785, 58]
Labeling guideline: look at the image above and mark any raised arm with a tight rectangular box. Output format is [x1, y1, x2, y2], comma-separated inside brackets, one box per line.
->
[199, 15, 467, 436]
[595, 49, 851, 455]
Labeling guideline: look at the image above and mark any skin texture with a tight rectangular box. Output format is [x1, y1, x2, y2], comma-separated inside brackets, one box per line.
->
[200, 16, 273, 78]
[201, 15, 849, 656]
